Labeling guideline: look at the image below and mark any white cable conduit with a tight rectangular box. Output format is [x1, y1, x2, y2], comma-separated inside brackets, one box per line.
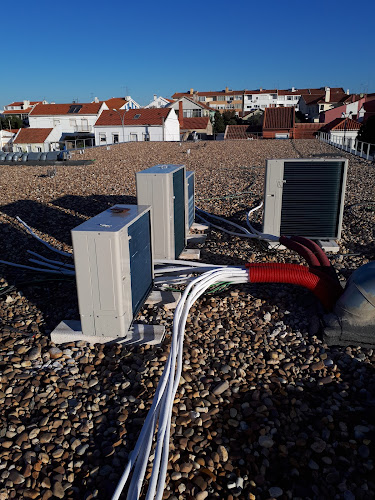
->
[112, 268, 249, 500]
[27, 250, 75, 269]
[0, 259, 75, 275]
[16, 216, 73, 258]
[28, 258, 76, 273]
[196, 207, 279, 242]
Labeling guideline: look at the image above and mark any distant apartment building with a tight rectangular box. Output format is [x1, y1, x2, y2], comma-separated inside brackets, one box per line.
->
[145, 95, 174, 108]
[299, 87, 350, 122]
[172, 88, 245, 115]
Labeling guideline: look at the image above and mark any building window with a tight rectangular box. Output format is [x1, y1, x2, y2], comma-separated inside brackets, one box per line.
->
[287, 96, 292, 100]
[69, 119, 77, 127]
[198, 96, 206, 102]
[36, 147, 42, 152]
[217, 96, 225, 101]
[112, 133, 119, 144]
[99, 133, 106, 143]
[130, 133, 138, 142]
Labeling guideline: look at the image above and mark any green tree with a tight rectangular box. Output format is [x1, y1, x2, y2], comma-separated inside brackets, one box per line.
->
[222, 110, 240, 126]
[213, 111, 225, 134]
[0, 115, 23, 129]
[357, 116, 375, 146]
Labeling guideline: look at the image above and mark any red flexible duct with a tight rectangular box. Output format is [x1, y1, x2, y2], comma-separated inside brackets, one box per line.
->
[289, 236, 331, 267]
[245, 263, 343, 310]
[279, 236, 321, 267]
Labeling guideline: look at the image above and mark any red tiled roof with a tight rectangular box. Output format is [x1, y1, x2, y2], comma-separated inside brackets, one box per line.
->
[104, 97, 129, 109]
[95, 108, 171, 126]
[30, 103, 102, 116]
[244, 89, 277, 95]
[263, 107, 294, 130]
[320, 118, 361, 132]
[225, 125, 259, 140]
[13, 128, 53, 144]
[301, 90, 349, 106]
[170, 96, 212, 111]
[180, 117, 210, 131]
[3, 107, 34, 115]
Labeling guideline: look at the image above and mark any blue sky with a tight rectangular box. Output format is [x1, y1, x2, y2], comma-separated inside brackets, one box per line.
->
[2, 0, 374, 108]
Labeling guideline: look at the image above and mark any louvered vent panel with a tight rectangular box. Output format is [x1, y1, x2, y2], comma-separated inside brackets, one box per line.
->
[128, 211, 153, 315]
[280, 161, 345, 238]
[173, 169, 186, 257]
[187, 172, 195, 228]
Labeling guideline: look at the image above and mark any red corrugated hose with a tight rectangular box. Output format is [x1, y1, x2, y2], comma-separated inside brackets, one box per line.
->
[245, 262, 343, 310]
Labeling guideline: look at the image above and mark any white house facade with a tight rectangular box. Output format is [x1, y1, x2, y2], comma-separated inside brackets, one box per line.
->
[28, 102, 107, 137]
[12, 128, 62, 152]
[145, 95, 172, 108]
[94, 108, 180, 144]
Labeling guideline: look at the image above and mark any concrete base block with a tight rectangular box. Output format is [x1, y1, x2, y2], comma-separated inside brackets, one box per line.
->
[191, 222, 209, 232]
[187, 233, 207, 244]
[145, 290, 181, 309]
[51, 320, 165, 346]
[318, 240, 340, 253]
[179, 248, 201, 260]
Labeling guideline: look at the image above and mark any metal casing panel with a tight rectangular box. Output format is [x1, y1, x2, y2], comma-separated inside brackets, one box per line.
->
[185, 171, 195, 232]
[136, 164, 186, 259]
[71, 205, 153, 337]
[263, 158, 348, 239]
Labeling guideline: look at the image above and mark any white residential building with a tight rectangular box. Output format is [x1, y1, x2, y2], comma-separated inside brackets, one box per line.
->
[94, 108, 180, 144]
[12, 128, 61, 152]
[28, 102, 107, 137]
[145, 95, 173, 108]
[0, 129, 18, 150]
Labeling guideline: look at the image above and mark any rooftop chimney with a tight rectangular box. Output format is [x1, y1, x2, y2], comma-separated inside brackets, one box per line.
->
[93, 97, 99, 103]
[346, 89, 350, 95]
[225, 86, 229, 93]
[154, 94, 157, 101]
[23, 100, 30, 109]
[292, 87, 296, 92]
[189, 88, 194, 95]
[325, 87, 331, 103]
[259, 87, 263, 92]
[125, 96, 131, 101]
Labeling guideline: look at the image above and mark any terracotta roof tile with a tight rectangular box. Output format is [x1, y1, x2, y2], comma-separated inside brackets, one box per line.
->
[30, 103, 102, 116]
[320, 118, 361, 132]
[13, 128, 53, 144]
[180, 117, 210, 130]
[225, 125, 258, 140]
[263, 107, 294, 130]
[105, 97, 129, 109]
[95, 108, 171, 126]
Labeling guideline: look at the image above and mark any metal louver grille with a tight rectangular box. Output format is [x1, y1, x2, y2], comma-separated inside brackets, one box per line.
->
[128, 212, 153, 315]
[280, 161, 345, 238]
[187, 173, 195, 228]
[173, 169, 185, 257]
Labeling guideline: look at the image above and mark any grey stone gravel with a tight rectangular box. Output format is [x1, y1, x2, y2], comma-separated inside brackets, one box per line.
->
[0, 140, 374, 499]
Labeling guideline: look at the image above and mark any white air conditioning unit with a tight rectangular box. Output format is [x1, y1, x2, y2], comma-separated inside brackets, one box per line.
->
[263, 158, 348, 239]
[136, 164, 186, 259]
[71, 205, 153, 338]
[185, 170, 195, 233]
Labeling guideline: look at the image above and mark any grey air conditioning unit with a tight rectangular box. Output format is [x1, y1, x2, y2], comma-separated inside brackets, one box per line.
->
[263, 158, 348, 240]
[71, 205, 153, 338]
[185, 170, 195, 233]
[136, 164, 186, 259]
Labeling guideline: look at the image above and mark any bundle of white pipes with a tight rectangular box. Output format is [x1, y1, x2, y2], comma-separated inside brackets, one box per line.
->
[112, 267, 249, 500]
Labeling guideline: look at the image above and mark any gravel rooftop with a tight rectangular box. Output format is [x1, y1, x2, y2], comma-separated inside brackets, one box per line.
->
[0, 139, 374, 500]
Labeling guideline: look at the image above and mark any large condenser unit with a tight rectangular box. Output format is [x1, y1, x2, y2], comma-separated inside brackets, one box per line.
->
[71, 204, 153, 338]
[262, 158, 348, 240]
[185, 170, 195, 233]
[136, 164, 186, 259]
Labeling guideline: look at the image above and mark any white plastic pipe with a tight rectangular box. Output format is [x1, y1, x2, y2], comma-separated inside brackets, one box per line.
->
[16, 216, 73, 258]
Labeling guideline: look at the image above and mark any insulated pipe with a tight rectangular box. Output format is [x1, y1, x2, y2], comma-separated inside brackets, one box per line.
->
[288, 236, 341, 286]
[246, 263, 343, 310]
[289, 236, 331, 267]
[279, 235, 321, 267]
